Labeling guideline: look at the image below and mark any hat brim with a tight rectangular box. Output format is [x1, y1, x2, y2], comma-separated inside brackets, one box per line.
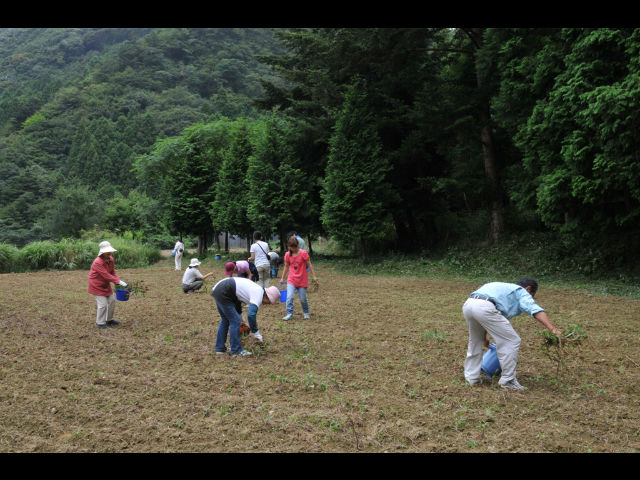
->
[265, 286, 280, 304]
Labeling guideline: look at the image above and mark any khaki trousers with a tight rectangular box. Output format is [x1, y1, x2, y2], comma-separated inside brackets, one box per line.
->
[256, 264, 271, 289]
[462, 298, 521, 385]
[94, 294, 115, 326]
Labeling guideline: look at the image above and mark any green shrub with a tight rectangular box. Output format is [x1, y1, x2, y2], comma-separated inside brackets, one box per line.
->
[56, 238, 96, 270]
[15, 241, 63, 271]
[90, 236, 162, 268]
[0, 235, 161, 273]
[0, 243, 19, 273]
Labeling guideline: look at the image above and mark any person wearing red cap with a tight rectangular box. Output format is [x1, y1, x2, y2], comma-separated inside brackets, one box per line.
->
[88, 241, 128, 329]
[224, 261, 237, 277]
[211, 277, 280, 356]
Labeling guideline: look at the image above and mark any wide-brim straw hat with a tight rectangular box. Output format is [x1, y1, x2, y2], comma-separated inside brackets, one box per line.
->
[98, 241, 117, 255]
[265, 286, 280, 304]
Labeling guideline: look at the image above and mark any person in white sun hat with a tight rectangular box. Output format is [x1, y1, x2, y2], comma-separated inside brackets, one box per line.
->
[181, 258, 214, 293]
[211, 276, 280, 356]
[87, 241, 128, 329]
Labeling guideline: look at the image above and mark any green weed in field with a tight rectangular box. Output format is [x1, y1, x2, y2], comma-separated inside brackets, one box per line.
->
[422, 329, 446, 342]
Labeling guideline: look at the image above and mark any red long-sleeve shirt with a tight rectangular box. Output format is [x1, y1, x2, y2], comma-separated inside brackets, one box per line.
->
[87, 255, 121, 296]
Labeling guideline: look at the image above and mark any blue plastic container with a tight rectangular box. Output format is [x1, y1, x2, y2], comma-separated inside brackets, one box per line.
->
[215, 254, 221, 261]
[115, 288, 131, 301]
[279, 288, 287, 303]
[481, 343, 502, 378]
[171, 249, 176, 256]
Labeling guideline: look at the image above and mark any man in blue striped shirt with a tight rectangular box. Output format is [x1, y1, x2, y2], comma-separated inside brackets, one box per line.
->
[462, 278, 562, 390]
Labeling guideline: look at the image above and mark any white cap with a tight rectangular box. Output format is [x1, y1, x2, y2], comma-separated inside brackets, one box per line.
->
[189, 258, 201, 267]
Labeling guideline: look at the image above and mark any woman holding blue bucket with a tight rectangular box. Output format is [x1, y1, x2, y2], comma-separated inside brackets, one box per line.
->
[462, 278, 562, 390]
[87, 241, 128, 330]
[279, 234, 318, 320]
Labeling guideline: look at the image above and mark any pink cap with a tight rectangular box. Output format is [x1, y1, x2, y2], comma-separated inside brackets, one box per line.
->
[235, 260, 249, 274]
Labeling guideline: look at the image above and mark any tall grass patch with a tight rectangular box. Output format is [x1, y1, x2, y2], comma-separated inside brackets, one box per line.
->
[0, 243, 20, 273]
[0, 237, 161, 273]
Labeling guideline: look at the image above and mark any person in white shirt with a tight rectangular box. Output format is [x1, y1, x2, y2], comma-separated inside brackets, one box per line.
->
[181, 258, 214, 293]
[174, 238, 185, 270]
[211, 276, 279, 356]
[248, 230, 271, 288]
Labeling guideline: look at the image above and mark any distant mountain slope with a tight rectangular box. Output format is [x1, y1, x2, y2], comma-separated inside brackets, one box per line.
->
[0, 28, 286, 245]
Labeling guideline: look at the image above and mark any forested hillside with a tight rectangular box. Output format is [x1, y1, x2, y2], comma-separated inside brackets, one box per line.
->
[1, 28, 639, 276]
[0, 28, 284, 246]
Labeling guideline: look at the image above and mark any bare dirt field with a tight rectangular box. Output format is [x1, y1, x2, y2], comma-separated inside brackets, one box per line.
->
[1, 254, 639, 453]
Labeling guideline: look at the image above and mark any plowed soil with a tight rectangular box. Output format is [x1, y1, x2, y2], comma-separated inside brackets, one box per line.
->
[1, 255, 639, 452]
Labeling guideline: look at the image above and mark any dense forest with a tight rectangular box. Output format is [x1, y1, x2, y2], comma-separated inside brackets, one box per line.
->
[1, 28, 639, 274]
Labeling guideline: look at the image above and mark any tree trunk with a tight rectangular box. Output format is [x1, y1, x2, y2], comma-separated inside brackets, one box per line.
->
[360, 236, 367, 261]
[471, 27, 504, 247]
[224, 231, 229, 253]
[279, 230, 286, 255]
[197, 234, 205, 255]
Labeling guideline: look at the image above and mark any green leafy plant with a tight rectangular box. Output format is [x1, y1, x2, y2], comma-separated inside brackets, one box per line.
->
[115, 279, 148, 297]
[541, 323, 587, 376]
[422, 329, 446, 342]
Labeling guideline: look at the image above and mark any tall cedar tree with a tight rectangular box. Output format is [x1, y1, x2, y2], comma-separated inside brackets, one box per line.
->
[321, 78, 393, 260]
[246, 116, 311, 252]
[210, 119, 254, 251]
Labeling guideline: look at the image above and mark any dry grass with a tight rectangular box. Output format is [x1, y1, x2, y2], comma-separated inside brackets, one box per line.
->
[1, 255, 639, 453]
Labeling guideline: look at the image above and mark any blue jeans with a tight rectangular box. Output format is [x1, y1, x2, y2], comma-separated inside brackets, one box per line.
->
[286, 284, 309, 315]
[214, 302, 242, 354]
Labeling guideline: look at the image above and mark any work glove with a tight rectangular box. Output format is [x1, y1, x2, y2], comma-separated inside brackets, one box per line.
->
[118, 280, 128, 287]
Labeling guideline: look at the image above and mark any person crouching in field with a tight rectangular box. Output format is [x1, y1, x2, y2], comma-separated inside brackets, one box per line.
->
[462, 278, 562, 390]
[280, 234, 318, 320]
[182, 258, 214, 293]
[211, 277, 280, 356]
[88, 241, 128, 329]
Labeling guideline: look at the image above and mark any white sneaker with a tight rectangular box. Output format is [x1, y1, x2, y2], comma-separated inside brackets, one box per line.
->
[303, 313, 310, 319]
[251, 331, 263, 342]
[230, 350, 252, 357]
[282, 314, 292, 320]
[500, 379, 527, 390]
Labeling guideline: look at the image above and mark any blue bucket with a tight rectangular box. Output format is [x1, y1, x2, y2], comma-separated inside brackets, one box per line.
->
[279, 288, 287, 303]
[481, 343, 502, 378]
[115, 288, 131, 301]
[171, 249, 176, 256]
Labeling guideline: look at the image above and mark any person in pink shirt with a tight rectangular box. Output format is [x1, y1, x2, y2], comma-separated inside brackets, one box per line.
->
[87, 241, 128, 329]
[280, 234, 318, 320]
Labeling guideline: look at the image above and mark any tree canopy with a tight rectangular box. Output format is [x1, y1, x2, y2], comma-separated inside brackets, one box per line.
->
[1, 27, 640, 274]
